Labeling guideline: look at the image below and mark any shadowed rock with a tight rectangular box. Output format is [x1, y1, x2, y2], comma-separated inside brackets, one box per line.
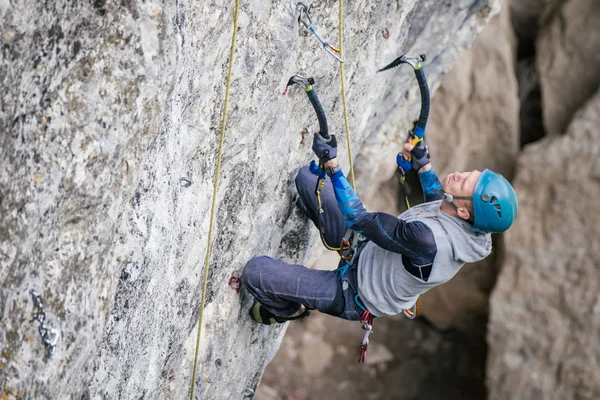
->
[487, 88, 600, 400]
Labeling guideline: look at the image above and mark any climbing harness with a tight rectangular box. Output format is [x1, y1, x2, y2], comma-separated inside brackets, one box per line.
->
[358, 310, 373, 363]
[296, 3, 344, 63]
[339, 233, 378, 364]
[403, 300, 419, 319]
[29, 289, 59, 356]
[189, 0, 240, 398]
[379, 54, 430, 210]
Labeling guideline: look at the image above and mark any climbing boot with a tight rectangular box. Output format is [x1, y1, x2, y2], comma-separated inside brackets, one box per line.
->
[249, 301, 310, 325]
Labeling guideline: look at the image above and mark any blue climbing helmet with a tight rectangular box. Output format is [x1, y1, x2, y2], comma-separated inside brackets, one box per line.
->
[472, 169, 518, 233]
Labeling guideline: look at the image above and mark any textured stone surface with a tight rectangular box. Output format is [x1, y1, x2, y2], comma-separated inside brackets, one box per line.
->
[0, 0, 499, 398]
[509, 0, 564, 147]
[427, 3, 519, 182]
[509, 0, 564, 43]
[536, 0, 600, 137]
[487, 89, 600, 400]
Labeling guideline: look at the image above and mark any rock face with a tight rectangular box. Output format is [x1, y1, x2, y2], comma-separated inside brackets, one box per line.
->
[0, 0, 500, 398]
[426, 3, 519, 182]
[486, 89, 600, 399]
[536, 0, 600, 136]
[509, 0, 564, 43]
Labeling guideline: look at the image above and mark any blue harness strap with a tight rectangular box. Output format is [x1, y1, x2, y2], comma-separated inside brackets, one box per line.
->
[337, 264, 369, 313]
[337, 263, 350, 280]
[354, 294, 367, 311]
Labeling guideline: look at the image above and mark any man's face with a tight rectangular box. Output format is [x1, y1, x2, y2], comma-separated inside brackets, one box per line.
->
[441, 170, 482, 213]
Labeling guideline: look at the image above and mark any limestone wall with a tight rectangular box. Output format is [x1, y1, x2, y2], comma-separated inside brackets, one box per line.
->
[0, 0, 499, 398]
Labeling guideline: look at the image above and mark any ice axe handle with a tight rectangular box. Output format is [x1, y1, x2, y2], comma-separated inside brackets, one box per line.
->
[306, 87, 330, 140]
[414, 67, 430, 136]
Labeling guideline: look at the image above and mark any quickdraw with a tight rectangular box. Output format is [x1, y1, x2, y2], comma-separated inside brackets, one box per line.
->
[358, 310, 373, 363]
[29, 289, 59, 356]
[296, 2, 344, 63]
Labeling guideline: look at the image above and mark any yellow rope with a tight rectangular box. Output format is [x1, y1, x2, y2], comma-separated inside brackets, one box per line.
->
[338, 0, 355, 192]
[189, 0, 240, 398]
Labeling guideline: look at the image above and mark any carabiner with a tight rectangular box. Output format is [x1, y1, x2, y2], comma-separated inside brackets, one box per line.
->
[296, 2, 344, 63]
[402, 298, 420, 319]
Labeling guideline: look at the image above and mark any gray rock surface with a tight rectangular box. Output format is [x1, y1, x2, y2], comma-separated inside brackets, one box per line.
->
[536, 0, 600, 136]
[0, 0, 499, 398]
[426, 3, 519, 181]
[509, 0, 564, 43]
[486, 89, 600, 400]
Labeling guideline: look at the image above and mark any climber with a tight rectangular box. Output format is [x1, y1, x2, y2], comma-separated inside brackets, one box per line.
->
[241, 129, 518, 325]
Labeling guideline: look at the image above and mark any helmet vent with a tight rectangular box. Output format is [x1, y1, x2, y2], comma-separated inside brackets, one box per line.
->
[490, 196, 498, 204]
[481, 194, 490, 202]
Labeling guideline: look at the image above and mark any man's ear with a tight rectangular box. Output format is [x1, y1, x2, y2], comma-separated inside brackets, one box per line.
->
[457, 207, 471, 221]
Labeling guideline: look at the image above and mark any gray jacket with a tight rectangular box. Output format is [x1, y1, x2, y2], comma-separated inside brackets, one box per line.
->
[357, 201, 492, 316]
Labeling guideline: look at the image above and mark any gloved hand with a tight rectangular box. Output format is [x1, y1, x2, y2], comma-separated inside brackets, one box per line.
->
[312, 133, 337, 165]
[396, 137, 431, 173]
[396, 153, 412, 175]
[409, 139, 430, 171]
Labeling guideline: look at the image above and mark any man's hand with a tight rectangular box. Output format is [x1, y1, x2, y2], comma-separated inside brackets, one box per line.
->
[397, 135, 432, 173]
[396, 152, 412, 175]
[312, 132, 337, 165]
[408, 139, 431, 171]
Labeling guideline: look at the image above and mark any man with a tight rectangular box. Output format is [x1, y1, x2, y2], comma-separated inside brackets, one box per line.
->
[242, 132, 518, 324]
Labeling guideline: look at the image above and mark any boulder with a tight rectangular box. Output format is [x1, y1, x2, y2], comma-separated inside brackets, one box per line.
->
[0, 0, 500, 398]
[537, 0, 600, 136]
[426, 2, 519, 179]
[509, 0, 564, 45]
[487, 89, 600, 400]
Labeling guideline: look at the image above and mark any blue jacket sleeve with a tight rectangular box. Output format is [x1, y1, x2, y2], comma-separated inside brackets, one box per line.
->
[329, 170, 437, 272]
[418, 167, 443, 202]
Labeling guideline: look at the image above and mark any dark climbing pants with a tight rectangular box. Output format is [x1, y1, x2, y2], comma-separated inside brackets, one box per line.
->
[242, 165, 365, 321]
